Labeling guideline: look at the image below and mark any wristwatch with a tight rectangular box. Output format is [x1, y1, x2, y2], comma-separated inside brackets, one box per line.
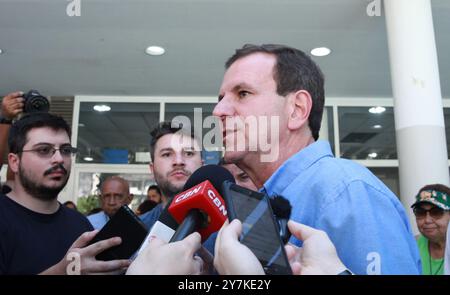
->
[0, 115, 13, 124]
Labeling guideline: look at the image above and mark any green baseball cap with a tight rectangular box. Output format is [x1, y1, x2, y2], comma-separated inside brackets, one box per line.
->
[411, 189, 450, 210]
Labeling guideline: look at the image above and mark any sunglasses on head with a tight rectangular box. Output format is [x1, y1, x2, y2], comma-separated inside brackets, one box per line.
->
[413, 206, 446, 219]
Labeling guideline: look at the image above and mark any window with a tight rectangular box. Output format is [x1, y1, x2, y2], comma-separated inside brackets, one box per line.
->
[77, 102, 160, 164]
[338, 107, 396, 159]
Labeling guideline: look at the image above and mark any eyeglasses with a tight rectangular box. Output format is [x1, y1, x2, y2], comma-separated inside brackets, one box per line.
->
[20, 144, 78, 158]
[413, 206, 447, 219]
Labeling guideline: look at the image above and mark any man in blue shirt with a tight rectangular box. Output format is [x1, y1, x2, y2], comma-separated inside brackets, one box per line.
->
[88, 176, 133, 230]
[212, 44, 421, 274]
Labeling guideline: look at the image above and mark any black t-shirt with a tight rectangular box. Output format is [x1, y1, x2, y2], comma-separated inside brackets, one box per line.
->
[0, 193, 93, 274]
[1, 184, 11, 195]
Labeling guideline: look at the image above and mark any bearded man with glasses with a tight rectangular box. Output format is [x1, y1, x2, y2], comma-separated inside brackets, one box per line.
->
[411, 184, 450, 275]
[0, 113, 130, 274]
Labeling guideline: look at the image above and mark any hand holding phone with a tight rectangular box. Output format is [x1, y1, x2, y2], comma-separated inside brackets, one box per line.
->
[88, 205, 148, 261]
[221, 181, 292, 275]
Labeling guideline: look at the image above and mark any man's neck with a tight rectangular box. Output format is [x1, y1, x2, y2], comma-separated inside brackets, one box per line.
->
[238, 134, 315, 189]
[161, 195, 171, 208]
[7, 182, 59, 214]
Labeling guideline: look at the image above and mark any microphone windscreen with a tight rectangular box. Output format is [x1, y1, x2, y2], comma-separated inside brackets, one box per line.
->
[183, 164, 235, 194]
[270, 195, 292, 219]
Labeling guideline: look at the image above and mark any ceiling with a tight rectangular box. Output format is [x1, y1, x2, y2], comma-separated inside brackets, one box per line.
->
[0, 0, 449, 99]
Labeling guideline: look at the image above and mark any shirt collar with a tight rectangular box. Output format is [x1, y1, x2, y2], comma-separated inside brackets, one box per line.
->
[263, 140, 333, 196]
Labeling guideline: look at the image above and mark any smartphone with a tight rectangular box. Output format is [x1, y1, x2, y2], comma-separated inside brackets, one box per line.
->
[222, 181, 293, 275]
[88, 205, 149, 261]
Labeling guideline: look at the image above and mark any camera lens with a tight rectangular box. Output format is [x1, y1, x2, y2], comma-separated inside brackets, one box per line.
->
[23, 90, 50, 113]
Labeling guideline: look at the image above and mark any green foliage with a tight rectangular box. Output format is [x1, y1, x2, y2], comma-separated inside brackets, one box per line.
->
[77, 195, 100, 215]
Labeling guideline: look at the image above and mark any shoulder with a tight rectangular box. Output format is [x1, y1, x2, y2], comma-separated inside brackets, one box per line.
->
[60, 206, 93, 230]
[302, 157, 395, 200]
[87, 211, 104, 220]
[139, 204, 162, 226]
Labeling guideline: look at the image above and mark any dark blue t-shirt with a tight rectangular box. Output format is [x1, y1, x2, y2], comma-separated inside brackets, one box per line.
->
[0, 194, 93, 274]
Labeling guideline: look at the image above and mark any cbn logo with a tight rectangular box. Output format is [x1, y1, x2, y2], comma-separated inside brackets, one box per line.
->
[207, 189, 227, 216]
[175, 185, 202, 203]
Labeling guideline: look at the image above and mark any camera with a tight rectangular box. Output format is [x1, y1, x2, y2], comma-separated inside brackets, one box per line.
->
[22, 90, 50, 113]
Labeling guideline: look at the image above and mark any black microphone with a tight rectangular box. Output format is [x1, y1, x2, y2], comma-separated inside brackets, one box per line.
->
[270, 195, 292, 244]
[168, 165, 235, 242]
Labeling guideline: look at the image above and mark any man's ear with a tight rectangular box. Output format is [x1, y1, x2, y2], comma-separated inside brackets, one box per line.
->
[7, 153, 20, 174]
[127, 193, 134, 204]
[286, 90, 312, 131]
[149, 162, 154, 175]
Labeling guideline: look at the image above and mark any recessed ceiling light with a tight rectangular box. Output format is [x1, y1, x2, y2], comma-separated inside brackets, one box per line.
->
[145, 46, 165, 56]
[373, 124, 382, 129]
[369, 106, 386, 114]
[368, 152, 378, 159]
[0, 49, 3, 54]
[93, 104, 111, 112]
[311, 47, 331, 57]
[83, 156, 94, 162]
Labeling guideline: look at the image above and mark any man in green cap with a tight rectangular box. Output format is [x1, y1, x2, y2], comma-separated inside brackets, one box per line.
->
[412, 184, 450, 275]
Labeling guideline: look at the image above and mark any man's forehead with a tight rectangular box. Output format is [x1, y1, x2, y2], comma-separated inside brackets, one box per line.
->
[155, 133, 199, 151]
[221, 53, 276, 88]
[25, 127, 70, 145]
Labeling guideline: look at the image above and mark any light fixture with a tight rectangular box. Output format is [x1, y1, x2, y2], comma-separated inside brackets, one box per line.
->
[0, 49, 3, 54]
[368, 152, 378, 159]
[311, 47, 331, 57]
[372, 124, 382, 129]
[93, 104, 111, 112]
[83, 156, 94, 162]
[369, 106, 386, 114]
[145, 46, 165, 56]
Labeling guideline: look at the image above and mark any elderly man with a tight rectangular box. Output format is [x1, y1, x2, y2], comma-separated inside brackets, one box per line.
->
[88, 176, 133, 230]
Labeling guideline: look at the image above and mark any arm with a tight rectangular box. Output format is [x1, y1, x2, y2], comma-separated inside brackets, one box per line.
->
[313, 181, 421, 274]
[0, 92, 24, 168]
[0, 125, 9, 169]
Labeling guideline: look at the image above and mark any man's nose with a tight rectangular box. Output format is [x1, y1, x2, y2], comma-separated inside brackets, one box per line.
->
[173, 152, 186, 166]
[107, 196, 118, 205]
[50, 149, 65, 164]
[213, 95, 233, 118]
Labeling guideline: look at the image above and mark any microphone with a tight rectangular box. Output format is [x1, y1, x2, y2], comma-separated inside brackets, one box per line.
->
[270, 195, 292, 244]
[168, 165, 235, 242]
[135, 165, 235, 257]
